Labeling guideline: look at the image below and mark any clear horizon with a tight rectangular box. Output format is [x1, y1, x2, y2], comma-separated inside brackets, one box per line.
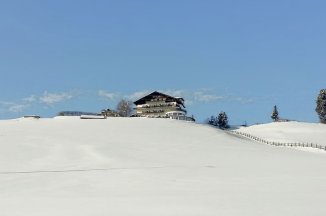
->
[0, 0, 325, 124]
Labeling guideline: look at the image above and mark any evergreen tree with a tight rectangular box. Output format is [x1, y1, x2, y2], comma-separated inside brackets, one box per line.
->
[217, 111, 228, 128]
[316, 89, 326, 124]
[271, 105, 279, 122]
[208, 115, 216, 126]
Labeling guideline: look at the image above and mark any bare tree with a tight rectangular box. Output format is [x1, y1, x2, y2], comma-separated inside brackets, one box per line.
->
[116, 100, 133, 117]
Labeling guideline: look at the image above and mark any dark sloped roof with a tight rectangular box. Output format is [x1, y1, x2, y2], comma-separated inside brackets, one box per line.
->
[134, 91, 185, 107]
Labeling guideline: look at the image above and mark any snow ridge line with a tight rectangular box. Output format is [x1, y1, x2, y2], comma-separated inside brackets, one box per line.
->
[227, 130, 326, 152]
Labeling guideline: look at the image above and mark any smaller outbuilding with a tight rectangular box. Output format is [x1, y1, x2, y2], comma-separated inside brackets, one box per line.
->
[23, 115, 41, 119]
[80, 115, 106, 119]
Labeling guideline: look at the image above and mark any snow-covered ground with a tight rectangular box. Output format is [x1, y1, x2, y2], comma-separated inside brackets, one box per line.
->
[0, 117, 326, 216]
[235, 121, 326, 147]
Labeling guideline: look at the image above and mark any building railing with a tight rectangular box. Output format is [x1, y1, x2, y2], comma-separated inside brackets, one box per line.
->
[137, 103, 178, 108]
[142, 109, 165, 114]
[137, 107, 187, 114]
[169, 116, 195, 122]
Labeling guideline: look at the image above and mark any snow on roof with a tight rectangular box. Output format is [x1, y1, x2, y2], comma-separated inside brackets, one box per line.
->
[134, 91, 184, 105]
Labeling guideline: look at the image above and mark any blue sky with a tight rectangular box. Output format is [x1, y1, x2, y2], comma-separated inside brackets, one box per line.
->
[0, 0, 325, 124]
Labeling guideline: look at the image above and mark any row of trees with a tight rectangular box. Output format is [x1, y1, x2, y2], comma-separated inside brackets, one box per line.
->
[208, 89, 326, 129]
[208, 105, 279, 129]
[118, 89, 326, 126]
[116, 90, 326, 123]
[271, 89, 326, 124]
[63, 89, 324, 124]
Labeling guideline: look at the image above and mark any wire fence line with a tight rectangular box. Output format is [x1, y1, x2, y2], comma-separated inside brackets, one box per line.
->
[227, 130, 326, 151]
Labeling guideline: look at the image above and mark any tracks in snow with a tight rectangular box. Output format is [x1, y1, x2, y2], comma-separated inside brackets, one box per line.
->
[0, 165, 217, 175]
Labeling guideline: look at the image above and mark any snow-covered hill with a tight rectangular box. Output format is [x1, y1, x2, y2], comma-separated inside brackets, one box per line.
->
[235, 121, 326, 147]
[0, 117, 325, 216]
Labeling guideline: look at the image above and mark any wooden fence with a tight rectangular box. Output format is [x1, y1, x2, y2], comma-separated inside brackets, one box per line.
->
[227, 130, 326, 151]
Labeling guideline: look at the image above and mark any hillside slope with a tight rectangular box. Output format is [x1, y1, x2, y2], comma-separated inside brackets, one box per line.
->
[236, 121, 326, 147]
[0, 117, 326, 216]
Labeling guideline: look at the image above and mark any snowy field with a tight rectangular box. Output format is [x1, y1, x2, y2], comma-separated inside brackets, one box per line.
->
[0, 117, 326, 216]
